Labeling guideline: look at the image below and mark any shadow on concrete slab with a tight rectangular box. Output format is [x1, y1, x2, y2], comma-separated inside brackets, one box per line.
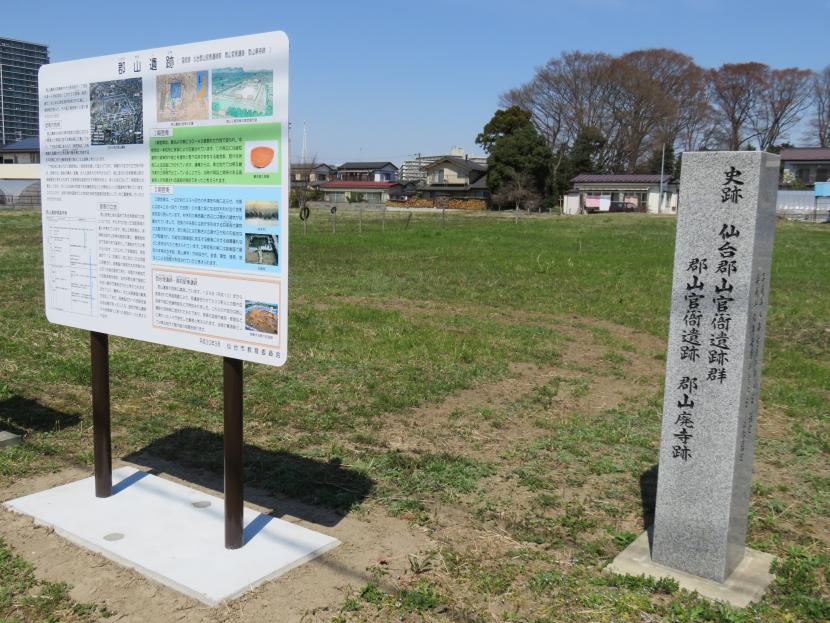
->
[111, 469, 149, 494]
[640, 463, 658, 549]
[123, 427, 374, 527]
[0, 396, 82, 437]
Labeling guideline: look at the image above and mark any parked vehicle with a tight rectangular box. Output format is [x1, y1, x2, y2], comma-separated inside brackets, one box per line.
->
[609, 201, 636, 213]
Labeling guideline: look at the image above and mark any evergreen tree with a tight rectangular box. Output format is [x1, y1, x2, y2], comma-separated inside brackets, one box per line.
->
[476, 106, 553, 202]
[643, 144, 675, 175]
[565, 127, 606, 179]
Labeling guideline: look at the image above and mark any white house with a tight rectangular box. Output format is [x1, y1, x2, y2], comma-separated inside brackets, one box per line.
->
[779, 147, 830, 188]
[564, 174, 678, 215]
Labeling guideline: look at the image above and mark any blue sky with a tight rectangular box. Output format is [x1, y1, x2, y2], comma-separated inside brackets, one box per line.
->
[5, 0, 828, 163]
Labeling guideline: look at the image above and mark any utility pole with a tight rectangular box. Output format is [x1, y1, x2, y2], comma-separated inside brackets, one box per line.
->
[658, 143, 666, 214]
[301, 121, 308, 164]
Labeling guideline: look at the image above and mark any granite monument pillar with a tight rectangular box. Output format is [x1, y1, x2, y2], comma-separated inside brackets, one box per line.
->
[651, 151, 779, 582]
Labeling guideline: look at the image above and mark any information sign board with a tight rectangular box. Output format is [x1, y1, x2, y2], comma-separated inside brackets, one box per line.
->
[39, 32, 289, 366]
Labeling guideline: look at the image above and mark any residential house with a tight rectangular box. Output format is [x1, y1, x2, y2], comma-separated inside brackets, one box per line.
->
[0, 137, 40, 207]
[0, 136, 40, 164]
[336, 162, 398, 182]
[780, 147, 830, 187]
[399, 147, 487, 184]
[290, 162, 337, 190]
[318, 180, 402, 204]
[564, 174, 677, 214]
[418, 156, 489, 202]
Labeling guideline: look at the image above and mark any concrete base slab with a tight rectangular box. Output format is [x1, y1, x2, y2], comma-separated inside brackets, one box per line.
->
[605, 531, 775, 608]
[0, 431, 21, 449]
[5, 466, 340, 606]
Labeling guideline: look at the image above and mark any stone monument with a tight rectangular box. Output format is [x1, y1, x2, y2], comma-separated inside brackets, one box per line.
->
[608, 151, 780, 606]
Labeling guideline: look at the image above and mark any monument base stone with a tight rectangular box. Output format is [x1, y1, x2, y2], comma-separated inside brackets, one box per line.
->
[606, 531, 775, 608]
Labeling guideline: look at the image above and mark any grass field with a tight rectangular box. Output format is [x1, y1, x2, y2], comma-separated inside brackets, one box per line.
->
[0, 209, 828, 622]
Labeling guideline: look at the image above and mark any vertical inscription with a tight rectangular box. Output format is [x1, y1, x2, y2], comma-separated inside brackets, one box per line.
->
[670, 168, 745, 463]
[739, 270, 767, 463]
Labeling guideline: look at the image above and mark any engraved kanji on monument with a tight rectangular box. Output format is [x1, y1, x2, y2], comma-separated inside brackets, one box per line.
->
[651, 151, 779, 582]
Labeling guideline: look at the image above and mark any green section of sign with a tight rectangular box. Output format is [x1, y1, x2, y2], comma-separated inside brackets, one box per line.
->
[150, 123, 281, 186]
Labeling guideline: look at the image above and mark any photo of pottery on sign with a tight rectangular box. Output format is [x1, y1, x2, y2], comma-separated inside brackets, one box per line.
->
[245, 140, 279, 173]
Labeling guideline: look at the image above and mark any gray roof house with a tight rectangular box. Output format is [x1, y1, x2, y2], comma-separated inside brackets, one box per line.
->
[780, 147, 830, 187]
[0, 136, 40, 164]
[336, 162, 398, 182]
[565, 173, 678, 214]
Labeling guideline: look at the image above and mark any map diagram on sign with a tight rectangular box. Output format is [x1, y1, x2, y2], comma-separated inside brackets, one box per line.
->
[156, 71, 209, 122]
[211, 67, 273, 119]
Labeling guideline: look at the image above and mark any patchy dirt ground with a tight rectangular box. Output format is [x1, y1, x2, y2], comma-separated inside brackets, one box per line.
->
[0, 306, 667, 622]
[0, 462, 432, 623]
[358, 296, 666, 459]
[1, 298, 821, 622]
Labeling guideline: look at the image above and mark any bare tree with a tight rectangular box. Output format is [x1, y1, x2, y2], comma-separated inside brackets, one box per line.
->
[678, 97, 718, 152]
[653, 53, 713, 152]
[708, 62, 768, 149]
[290, 155, 320, 210]
[501, 81, 564, 153]
[501, 51, 619, 164]
[501, 51, 621, 194]
[491, 168, 541, 215]
[611, 49, 704, 172]
[502, 49, 712, 175]
[812, 66, 830, 147]
[502, 51, 815, 187]
[752, 68, 814, 150]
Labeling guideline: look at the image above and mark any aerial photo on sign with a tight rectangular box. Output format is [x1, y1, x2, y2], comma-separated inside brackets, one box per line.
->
[89, 78, 143, 145]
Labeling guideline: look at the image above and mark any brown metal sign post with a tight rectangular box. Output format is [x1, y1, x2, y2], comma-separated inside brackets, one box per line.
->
[89, 332, 245, 550]
[223, 357, 244, 549]
[91, 331, 112, 498]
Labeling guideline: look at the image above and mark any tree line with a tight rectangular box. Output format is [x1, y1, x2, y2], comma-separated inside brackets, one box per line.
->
[479, 48, 830, 208]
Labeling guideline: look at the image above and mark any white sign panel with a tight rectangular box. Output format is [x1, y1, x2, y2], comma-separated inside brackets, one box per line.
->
[39, 32, 289, 366]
